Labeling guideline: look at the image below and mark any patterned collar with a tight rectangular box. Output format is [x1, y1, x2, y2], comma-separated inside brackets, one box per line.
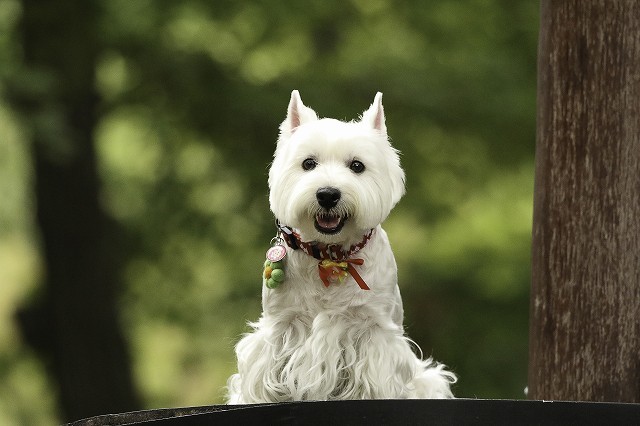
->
[275, 222, 374, 290]
[276, 222, 374, 262]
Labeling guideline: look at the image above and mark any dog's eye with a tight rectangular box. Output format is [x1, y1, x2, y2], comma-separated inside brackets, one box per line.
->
[302, 158, 317, 171]
[349, 160, 365, 174]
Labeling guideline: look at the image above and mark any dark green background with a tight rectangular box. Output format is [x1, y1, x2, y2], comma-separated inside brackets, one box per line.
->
[0, 1, 537, 423]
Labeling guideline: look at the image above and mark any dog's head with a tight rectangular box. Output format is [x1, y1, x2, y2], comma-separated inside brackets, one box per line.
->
[269, 91, 405, 245]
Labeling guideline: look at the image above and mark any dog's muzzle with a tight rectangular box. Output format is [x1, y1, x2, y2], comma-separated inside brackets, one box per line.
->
[315, 187, 346, 234]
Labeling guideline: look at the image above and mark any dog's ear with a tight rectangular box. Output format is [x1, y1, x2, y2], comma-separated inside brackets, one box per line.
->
[363, 92, 405, 206]
[361, 92, 386, 134]
[279, 90, 318, 136]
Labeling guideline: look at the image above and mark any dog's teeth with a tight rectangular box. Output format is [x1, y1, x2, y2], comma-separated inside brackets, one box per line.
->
[317, 214, 341, 229]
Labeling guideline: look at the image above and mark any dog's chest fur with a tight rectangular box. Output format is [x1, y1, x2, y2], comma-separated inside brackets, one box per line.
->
[227, 227, 415, 402]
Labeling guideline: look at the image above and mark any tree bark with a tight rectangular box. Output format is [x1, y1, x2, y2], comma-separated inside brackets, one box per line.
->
[529, 0, 640, 402]
[12, 0, 140, 421]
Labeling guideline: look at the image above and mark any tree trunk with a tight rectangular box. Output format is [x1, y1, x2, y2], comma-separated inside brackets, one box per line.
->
[529, 0, 640, 402]
[12, 0, 140, 421]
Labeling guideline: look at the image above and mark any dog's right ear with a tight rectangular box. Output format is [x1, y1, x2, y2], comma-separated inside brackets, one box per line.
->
[279, 90, 318, 137]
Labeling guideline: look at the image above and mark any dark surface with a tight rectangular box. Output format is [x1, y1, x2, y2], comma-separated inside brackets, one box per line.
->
[68, 399, 640, 426]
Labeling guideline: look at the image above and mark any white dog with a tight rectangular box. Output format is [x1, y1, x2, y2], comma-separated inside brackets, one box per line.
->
[227, 91, 455, 403]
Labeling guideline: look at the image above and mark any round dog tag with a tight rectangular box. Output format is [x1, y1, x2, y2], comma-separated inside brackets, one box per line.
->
[266, 244, 287, 262]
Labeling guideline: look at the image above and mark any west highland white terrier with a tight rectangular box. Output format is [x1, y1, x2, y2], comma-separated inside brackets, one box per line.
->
[227, 91, 456, 403]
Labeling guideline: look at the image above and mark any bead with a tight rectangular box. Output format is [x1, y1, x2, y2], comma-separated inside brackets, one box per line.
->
[264, 266, 272, 279]
[266, 278, 279, 289]
[271, 268, 285, 282]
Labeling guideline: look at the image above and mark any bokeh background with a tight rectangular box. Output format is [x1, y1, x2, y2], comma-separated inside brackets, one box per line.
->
[0, 0, 538, 424]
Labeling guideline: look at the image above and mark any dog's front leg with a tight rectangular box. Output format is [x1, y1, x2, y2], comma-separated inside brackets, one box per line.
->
[227, 313, 313, 403]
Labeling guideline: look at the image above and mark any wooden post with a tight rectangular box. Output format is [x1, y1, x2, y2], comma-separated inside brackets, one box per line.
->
[529, 1, 640, 402]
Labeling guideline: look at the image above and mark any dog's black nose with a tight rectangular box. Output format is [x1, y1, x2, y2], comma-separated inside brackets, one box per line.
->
[316, 187, 341, 209]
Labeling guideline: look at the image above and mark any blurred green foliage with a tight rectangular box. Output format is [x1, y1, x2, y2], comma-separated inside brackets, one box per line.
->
[0, 0, 537, 423]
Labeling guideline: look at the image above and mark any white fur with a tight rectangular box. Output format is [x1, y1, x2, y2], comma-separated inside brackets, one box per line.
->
[227, 91, 455, 403]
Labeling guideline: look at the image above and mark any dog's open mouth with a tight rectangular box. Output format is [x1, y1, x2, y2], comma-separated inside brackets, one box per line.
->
[315, 213, 346, 235]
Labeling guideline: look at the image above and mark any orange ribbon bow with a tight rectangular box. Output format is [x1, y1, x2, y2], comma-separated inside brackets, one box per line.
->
[318, 258, 370, 290]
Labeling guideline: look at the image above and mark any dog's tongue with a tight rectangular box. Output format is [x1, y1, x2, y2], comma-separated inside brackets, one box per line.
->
[316, 214, 341, 229]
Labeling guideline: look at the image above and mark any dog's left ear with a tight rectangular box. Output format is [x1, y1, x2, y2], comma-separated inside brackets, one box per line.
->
[279, 90, 318, 137]
[361, 92, 386, 134]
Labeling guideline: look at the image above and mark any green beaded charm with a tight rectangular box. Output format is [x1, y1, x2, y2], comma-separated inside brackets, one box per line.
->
[263, 244, 286, 289]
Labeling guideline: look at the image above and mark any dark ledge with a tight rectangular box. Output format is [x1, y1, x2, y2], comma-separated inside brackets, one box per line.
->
[67, 399, 640, 426]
